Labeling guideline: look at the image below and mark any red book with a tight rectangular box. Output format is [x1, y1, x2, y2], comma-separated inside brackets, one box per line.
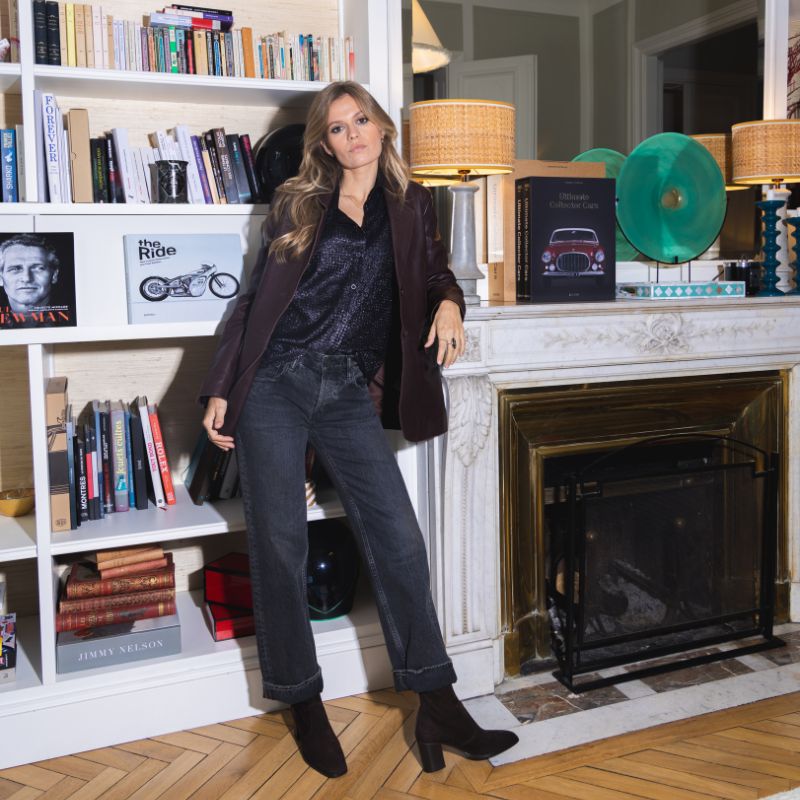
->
[56, 600, 176, 632]
[147, 403, 176, 505]
[64, 560, 175, 599]
[59, 586, 176, 613]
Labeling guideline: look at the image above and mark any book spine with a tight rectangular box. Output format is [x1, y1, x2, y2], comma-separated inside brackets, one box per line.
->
[65, 568, 175, 599]
[59, 587, 175, 612]
[205, 30, 213, 76]
[128, 409, 149, 509]
[99, 408, 113, 514]
[1, 129, 17, 203]
[84, 3, 94, 67]
[56, 600, 176, 632]
[514, 179, 524, 302]
[240, 28, 253, 77]
[212, 30, 221, 75]
[522, 179, 530, 300]
[124, 409, 135, 507]
[225, 133, 250, 203]
[7, 0, 20, 61]
[224, 30, 233, 76]
[74, 3, 86, 67]
[173, 125, 203, 203]
[203, 130, 225, 203]
[190, 135, 212, 203]
[99, 556, 168, 578]
[136, 398, 166, 509]
[42, 93, 62, 203]
[65, 410, 78, 529]
[75, 430, 89, 522]
[34, 0, 49, 64]
[14, 123, 25, 201]
[148, 404, 175, 505]
[90, 137, 108, 202]
[92, 5, 102, 68]
[199, 142, 219, 203]
[238, 134, 261, 203]
[212, 127, 238, 204]
[58, 3, 67, 64]
[84, 422, 99, 520]
[111, 405, 129, 511]
[97, 546, 163, 568]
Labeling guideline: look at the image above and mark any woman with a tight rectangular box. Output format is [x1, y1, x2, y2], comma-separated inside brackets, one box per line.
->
[200, 81, 518, 778]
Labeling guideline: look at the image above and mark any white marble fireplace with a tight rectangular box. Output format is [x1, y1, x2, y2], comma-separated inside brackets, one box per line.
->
[435, 297, 800, 699]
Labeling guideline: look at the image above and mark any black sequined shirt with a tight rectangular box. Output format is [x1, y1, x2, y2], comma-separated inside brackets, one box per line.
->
[264, 180, 395, 380]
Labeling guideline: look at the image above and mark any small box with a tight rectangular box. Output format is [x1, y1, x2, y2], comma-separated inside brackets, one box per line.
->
[0, 613, 17, 683]
[46, 376, 70, 533]
[204, 601, 255, 641]
[203, 552, 252, 611]
[616, 281, 746, 300]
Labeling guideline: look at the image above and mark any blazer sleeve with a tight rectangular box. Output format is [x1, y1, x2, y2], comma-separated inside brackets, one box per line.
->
[420, 189, 466, 319]
[197, 214, 276, 404]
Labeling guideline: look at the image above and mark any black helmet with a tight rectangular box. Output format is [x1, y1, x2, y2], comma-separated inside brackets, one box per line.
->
[306, 519, 360, 620]
[254, 123, 306, 203]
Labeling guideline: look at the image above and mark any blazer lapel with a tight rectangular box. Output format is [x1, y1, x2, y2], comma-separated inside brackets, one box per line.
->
[384, 186, 414, 282]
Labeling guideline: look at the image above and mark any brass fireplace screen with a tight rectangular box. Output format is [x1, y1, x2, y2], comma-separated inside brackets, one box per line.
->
[498, 372, 788, 679]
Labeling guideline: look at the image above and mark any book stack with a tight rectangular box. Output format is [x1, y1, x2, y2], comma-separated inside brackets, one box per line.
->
[56, 545, 176, 632]
[35, 94, 263, 204]
[184, 431, 239, 505]
[49, 379, 177, 533]
[56, 546, 180, 673]
[31, 1, 355, 81]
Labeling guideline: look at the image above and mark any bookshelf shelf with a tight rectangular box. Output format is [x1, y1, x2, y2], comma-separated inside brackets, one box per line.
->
[33, 66, 346, 107]
[0, 63, 21, 93]
[53, 585, 384, 684]
[49, 485, 344, 556]
[0, 516, 37, 562]
[0, 202, 270, 215]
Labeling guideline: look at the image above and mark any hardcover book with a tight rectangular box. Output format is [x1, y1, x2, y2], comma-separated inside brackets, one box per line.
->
[56, 611, 180, 673]
[518, 176, 616, 303]
[0, 232, 77, 329]
[123, 234, 243, 324]
[0, 613, 16, 683]
[46, 376, 71, 532]
[64, 557, 175, 599]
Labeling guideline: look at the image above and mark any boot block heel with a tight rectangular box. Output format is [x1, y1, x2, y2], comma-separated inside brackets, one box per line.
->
[418, 741, 446, 772]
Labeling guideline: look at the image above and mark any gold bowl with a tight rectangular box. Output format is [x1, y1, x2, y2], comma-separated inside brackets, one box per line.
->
[0, 488, 35, 517]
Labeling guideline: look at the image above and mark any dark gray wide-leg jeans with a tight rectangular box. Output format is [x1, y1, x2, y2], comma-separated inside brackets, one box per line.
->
[236, 350, 457, 704]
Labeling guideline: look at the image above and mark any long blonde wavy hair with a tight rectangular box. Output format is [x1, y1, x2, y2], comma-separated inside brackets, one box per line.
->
[269, 82, 409, 262]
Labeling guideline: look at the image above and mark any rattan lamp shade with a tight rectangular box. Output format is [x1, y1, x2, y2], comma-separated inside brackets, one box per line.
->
[731, 119, 800, 185]
[690, 133, 746, 191]
[408, 99, 515, 176]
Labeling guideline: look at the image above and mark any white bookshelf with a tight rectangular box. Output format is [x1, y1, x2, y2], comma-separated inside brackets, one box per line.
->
[0, 0, 403, 769]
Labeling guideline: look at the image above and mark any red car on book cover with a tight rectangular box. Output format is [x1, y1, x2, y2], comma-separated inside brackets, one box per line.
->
[541, 228, 606, 277]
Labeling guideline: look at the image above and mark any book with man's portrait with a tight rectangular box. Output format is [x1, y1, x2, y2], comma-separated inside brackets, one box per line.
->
[0, 232, 77, 329]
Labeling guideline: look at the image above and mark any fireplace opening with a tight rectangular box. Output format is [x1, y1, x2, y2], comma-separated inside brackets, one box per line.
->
[544, 434, 781, 692]
[498, 372, 788, 681]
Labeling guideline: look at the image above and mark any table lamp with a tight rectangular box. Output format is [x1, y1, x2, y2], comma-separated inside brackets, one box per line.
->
[731, 119, 800, 296]
[411, 0, 450, 74]
[408, 98, 515, 304]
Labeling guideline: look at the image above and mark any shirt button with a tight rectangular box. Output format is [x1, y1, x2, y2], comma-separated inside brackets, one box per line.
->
[351, 283, 356, 289]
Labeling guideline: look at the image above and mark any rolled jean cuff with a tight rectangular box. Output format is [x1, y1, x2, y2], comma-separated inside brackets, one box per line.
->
[392, 660, 457, 693]
[262, 668, 324, 704]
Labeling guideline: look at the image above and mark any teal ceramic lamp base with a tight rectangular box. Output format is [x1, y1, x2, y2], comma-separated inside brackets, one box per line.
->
[784, 217, 800, 295]
[757, 199, 785, 297]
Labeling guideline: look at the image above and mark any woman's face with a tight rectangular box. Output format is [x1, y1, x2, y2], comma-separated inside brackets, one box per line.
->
[322, 94, 383, 171]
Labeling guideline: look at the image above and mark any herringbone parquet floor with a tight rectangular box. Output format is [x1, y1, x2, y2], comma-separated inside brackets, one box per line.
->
[2, 689, 800, 800]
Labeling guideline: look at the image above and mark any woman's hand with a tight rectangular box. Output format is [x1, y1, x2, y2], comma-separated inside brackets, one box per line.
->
[203, 396, 235, 451]
[425, 299, 465, 368]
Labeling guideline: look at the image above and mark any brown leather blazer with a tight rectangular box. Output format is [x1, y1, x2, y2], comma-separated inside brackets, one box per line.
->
[198, 179, 465, 443]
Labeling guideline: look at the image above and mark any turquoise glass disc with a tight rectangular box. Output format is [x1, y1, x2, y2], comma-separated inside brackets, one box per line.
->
[573, 147, 638, 261]
[616, 132, 727, 264]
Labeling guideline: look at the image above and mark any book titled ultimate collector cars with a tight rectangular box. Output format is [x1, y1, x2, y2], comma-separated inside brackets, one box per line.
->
[0, 232, 77, 328]
[515, 176, 616, 303]
[123, 233, 243, 324]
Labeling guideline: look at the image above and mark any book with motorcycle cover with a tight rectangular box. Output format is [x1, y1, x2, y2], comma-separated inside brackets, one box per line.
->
[0, 232, 77, 329]
[123, 234, 243, 324]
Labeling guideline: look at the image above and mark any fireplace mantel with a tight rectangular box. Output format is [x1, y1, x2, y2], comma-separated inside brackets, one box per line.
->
[435, 297, 800, 698]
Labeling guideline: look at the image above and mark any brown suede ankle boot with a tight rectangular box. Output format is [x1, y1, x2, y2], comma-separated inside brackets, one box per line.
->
[290, 695, 347, 778]
[415, 685, 519, 772]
